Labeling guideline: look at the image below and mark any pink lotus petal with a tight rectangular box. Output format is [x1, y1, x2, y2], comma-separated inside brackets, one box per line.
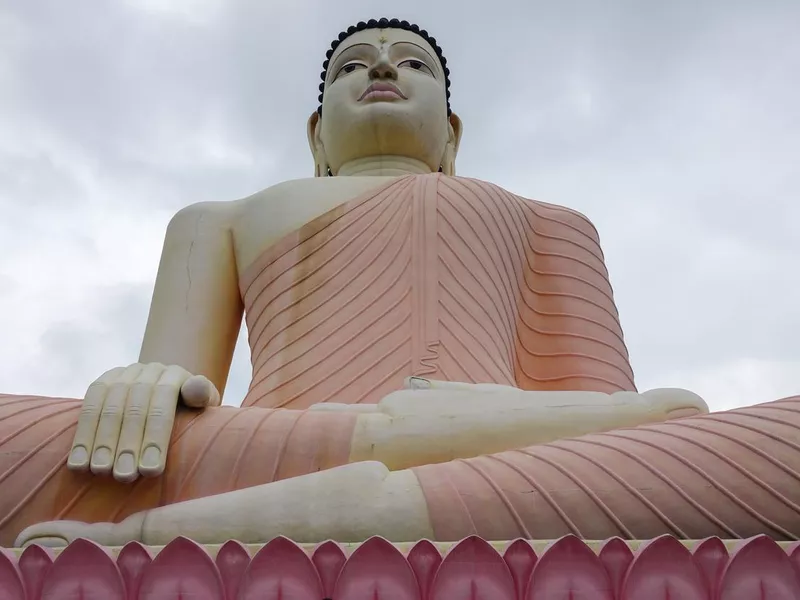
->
[239, 536, 323, 600]
[0, 549, 25, 600]
[334, 536, 420, 600]
[311, 540, 346, 599]
[408, 539, 442, 600]
[137, 536, 224, 600]
[430, 536, 514, 600]
[503, 539, 537, 600]
[117, 541, 152, 600]
[621, 535, 706, 600]
[216, 540, 251, 600]
[527, 535, 613, 600]
[17, 544, 53, 600]
[599, 537, 633, 599]
[692, 537, 728, 600]
[719, 535, 800, 600]
[40, 538, 125, 600]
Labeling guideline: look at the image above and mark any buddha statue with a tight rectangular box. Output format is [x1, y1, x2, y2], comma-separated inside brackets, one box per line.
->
[2, 18, 799, 549]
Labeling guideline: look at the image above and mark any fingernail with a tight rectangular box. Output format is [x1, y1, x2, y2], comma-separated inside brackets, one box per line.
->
[115, 452, 136, 478]
[68, 446, 88, 467]
[140, 446, 161, 470]
[91, 447, 113, 469]
[667, 408, 701, 419]
[408, 377, 431, 390]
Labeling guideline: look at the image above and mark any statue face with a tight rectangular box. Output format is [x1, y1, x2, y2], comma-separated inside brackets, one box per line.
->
[312, 28, 457, 174]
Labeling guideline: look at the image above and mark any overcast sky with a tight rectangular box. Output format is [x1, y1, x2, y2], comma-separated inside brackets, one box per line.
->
[1, 0, 798, 411]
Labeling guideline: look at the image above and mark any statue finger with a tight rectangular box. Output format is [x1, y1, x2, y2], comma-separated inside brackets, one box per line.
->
[113, 363, 165, 482]
[68, 366, 125, 472]
[641, 388, 709, 419]
[138, 364, 190, 477]
[90, 364, 144, 475]
[180, 374, 220, 408]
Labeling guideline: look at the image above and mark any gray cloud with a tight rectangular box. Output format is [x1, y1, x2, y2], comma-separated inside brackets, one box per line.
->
[32, 283, 151, 394]
[0, 0, 798, 410]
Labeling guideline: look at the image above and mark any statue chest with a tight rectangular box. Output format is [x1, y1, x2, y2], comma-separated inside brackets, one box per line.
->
[236, 175, 532, 406]
[236, 175, 631, 408]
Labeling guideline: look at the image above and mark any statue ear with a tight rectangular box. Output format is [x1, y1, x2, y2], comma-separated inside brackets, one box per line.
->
[307, 111, 330, 177]
[440, 112, 463, 176]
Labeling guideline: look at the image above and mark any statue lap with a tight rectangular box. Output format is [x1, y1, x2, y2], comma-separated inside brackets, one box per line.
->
[0, 394, 356, 546]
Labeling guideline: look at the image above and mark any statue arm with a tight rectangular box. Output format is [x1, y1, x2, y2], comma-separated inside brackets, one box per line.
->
[514, 200, 637, 393]
[61, 201, 243, 482]
[138, 201, 244, 397]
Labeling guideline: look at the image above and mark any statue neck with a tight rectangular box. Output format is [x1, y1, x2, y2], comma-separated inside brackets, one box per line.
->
[335, 156, 434, 177]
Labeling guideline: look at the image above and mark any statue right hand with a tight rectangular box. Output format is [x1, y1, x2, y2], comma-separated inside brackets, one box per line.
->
[67, 363, 221, 482]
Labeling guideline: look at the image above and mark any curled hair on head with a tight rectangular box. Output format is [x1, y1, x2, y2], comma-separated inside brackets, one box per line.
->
[317, 18, 452, 116]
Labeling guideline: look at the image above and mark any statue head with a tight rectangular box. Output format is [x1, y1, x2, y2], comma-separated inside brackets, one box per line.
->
[308, 18, 463, 177]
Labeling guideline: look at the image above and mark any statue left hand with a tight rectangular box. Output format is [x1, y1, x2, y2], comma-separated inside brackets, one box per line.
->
[390, 378, 709, 423]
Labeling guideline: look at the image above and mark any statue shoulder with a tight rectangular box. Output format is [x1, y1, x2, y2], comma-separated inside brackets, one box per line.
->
[167, 199, 240, 233]
[517, 194, 602, 245]
[234, 177, 322, 214]
[168, 179, 320, 230]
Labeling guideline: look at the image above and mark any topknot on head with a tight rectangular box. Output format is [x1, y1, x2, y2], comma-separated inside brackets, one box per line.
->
[317, 18, 452, 116]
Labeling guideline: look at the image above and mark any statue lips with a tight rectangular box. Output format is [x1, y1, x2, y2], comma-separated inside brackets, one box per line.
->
[359, 82, 407, 102]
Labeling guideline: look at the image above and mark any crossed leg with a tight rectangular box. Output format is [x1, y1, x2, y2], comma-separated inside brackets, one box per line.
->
[15, 381, 707, 546]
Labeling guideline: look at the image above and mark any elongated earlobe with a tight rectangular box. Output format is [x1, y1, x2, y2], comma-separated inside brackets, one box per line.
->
[440, 112, 463, 176]
[307, 111, 330, 177]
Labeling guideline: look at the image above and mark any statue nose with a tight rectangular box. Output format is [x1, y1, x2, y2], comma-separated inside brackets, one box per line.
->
[369, 58, 398, 81]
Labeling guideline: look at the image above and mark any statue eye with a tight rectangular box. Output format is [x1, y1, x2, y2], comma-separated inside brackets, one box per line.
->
[336, 62, 367, 78]
[399, 59, 433, 76]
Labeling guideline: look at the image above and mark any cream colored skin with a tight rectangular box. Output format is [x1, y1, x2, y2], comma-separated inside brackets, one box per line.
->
[17, 28, 707, 547]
